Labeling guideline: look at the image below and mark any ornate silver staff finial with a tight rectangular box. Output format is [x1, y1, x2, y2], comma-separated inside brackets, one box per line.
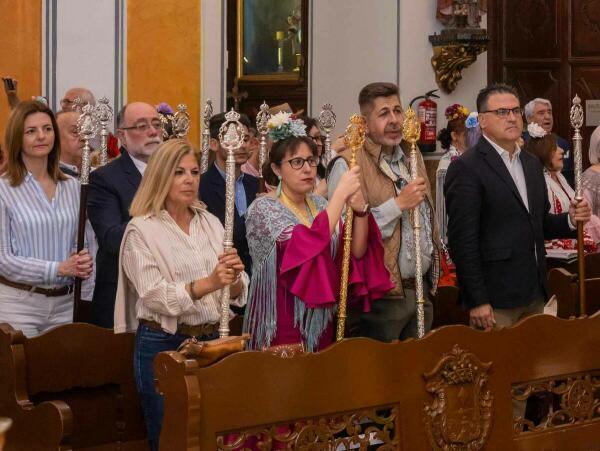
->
[72, 97, 84, 113]
[570, 94, 584, 200]
[94, 97, 113, 166]
[217, 108, 245, 338]
[318, 103, 336, 166]
[200, 99, 213, 173]
[256, 101, 271, 185]
[173, 103, 191, 138]
[77, 104, 99, 184]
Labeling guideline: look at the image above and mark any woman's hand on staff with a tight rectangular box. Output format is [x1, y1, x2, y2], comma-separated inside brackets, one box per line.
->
[58, 249, 93, 279]
[335, 166, 361, 202]
[209, 249, 245, 290]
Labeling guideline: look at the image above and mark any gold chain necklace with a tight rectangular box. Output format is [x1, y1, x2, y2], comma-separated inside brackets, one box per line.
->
[279, 189, 318, 227]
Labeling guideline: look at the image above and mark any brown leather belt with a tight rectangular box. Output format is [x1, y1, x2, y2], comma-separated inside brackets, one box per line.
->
[140, 319, 219, 337]
[0, 275, 74, 297]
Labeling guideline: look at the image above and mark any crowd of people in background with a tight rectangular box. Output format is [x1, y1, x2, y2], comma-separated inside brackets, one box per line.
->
[0, 76, 597, 450]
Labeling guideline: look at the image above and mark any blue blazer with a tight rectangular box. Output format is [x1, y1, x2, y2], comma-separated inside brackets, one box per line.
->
[199, 163, 258, 277]
[87, 148, 141, 328]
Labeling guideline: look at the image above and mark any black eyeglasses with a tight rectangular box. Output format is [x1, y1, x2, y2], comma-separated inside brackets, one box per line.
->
[286, 156, 319, 170]
[480, 107, 523, 118]
[120, 119, 164, 132]
[309, 135, 323, 144]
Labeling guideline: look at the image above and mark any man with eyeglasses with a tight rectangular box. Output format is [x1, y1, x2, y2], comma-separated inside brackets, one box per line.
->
[87, 102, 164, 328]
[445, 83, 591, 334]
[200, 112, 258, 280]
[328, 82, 440, 342]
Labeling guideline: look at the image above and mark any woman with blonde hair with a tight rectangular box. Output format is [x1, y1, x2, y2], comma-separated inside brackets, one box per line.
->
[115, 138, 248, 451]
[583, 125, 600, 217]
[0, 100, 93, 337]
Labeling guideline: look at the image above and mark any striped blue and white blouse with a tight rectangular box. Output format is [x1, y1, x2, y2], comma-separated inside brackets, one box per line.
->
[0, 173, 94, 288]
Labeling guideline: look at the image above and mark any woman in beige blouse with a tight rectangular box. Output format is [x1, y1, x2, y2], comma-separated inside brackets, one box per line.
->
[114, 139, 248, 451]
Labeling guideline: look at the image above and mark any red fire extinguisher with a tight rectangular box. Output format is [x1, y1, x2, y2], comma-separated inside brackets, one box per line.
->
[409, 89, 440, 153]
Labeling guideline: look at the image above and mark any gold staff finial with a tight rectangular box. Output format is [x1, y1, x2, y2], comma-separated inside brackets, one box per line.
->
[402, 107, 421, 144]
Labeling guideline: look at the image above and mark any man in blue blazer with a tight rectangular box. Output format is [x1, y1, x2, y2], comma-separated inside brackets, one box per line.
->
[200, 112, 257, 278]
[445, 84, 591, 331]
[87, 102, 163, 328]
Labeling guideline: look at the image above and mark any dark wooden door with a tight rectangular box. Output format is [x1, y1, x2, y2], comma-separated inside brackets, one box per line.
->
[488, 0, 600, 165]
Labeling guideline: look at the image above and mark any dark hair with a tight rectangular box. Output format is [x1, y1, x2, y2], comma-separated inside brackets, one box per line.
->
[116, 104, 128, 128]
[3, 100, 66, 186]
[437, 117, 467, 150]
[298, 115, 319, 132]
[524, 133, 558, 170]
[358, 82, 399, 112]
[476, 83, 520, 113]
[209, 112, 252, 139]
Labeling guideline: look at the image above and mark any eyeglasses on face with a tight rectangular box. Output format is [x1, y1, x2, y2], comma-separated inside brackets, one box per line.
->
[480, 107, 523, 118]
[309, 134, 323, 144]
[120, 119, 164, 132]
[286, 156, 319, 170]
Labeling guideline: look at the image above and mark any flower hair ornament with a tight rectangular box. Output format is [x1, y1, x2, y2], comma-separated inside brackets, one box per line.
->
[527, 122, 547, 139]
[267, 111, 307, 142]
[445, 104, 469, 121]
[465, 112, 479, 129]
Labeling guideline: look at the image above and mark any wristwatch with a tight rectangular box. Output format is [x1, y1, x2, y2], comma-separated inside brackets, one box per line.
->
[353, 203, 370, 217]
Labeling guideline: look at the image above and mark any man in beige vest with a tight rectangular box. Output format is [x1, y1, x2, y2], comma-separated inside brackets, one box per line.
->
[328, 82, 440, 341]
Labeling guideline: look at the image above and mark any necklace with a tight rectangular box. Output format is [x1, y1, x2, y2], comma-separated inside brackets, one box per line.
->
[279, 189, 318, 227]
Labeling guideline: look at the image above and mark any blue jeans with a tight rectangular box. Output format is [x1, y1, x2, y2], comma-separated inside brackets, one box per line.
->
[134, 324, 216, 451]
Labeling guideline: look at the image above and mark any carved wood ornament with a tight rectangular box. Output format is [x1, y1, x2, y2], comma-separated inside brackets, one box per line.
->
[423, 345, 493, 450]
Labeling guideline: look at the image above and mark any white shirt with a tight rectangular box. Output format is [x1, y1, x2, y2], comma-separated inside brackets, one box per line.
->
[484, 135, 529, 211]
[129, 154, 147, 175]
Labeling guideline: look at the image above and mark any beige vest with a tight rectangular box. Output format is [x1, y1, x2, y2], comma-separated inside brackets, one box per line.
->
[339, 137, 439, 298]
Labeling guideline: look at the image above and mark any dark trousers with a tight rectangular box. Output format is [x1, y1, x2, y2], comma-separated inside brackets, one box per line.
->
[134, 324, 216, 451]
[347, 283, 433, 342]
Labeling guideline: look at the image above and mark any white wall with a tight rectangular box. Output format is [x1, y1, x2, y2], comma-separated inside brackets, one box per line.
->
[201, 0, 226, 113]
[399, 1, 487, 118]
[309, 0, 399, 136]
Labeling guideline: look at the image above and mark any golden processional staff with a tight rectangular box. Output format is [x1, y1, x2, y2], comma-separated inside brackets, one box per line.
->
[95, 97, 113, 166]
[403, 107, 426, 338]
[336, 115, 367, 341]
[200, 99, 213, 173]
[256, 101, 271, 193]
[73, 103, 98, 320]
[173, 104, 191, 138]
[218, 109, 246, 337]
[318, 103, 337, 167]
[570, 95, 587, 315]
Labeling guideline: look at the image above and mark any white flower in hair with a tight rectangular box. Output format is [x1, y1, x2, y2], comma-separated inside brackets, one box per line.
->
[268, 111, 292, 129]
[527, 122, 547, 138]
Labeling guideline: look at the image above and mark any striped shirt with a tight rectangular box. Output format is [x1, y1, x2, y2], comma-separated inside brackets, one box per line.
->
[121, 209, 248, 326]
[0, 173, 94, 291]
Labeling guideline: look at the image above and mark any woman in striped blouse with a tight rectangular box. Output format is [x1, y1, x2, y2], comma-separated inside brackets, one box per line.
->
[114, 139, 248, 451]
[0, 100, 93, 337]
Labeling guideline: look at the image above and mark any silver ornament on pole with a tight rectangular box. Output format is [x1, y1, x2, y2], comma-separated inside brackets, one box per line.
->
[318, 103, 336, 166]
[217, 109, 246, 337]
[201, 99, 213, 173]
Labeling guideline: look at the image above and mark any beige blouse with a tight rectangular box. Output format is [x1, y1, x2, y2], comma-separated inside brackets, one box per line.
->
[120, 208, 248, 330]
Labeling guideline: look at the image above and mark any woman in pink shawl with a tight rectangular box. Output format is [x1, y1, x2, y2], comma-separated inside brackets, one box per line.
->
[243, 113, 393, 352]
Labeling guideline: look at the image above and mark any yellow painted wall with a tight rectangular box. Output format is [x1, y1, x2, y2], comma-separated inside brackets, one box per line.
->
[0, 0, 42, 145]
[127, 0, 201, 147]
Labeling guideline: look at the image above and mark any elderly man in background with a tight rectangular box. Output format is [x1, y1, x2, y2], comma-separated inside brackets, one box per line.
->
[523, 98, 573, 186]
[87, 102, 164, 328]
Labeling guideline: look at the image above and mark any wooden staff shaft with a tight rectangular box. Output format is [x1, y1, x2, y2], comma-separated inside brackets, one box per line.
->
[577, 222, 586, 316]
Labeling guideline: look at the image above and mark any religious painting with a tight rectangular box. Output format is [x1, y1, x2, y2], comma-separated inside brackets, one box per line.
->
[237, 0, 303, 80]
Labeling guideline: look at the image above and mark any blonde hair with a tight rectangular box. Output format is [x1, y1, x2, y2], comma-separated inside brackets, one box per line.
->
[589, 125, 600, 165]
[129, 139, 201, 217]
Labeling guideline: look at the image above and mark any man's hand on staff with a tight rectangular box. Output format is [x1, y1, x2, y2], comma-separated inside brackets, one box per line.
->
[569, 197, 592, 224]
[469, 303, 496, 331]
[395, 177, 426, 210]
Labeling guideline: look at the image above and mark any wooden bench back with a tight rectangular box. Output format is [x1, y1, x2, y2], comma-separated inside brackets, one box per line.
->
[157, 314, 600, 450]
[0, 323, 146, 450]
[548, 268, 600, 318]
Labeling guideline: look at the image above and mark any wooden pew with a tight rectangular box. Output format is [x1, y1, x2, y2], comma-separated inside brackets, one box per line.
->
[0, 323, 147, 450]
[548, 268, 600, 318]
[156, 314, 600, 450]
